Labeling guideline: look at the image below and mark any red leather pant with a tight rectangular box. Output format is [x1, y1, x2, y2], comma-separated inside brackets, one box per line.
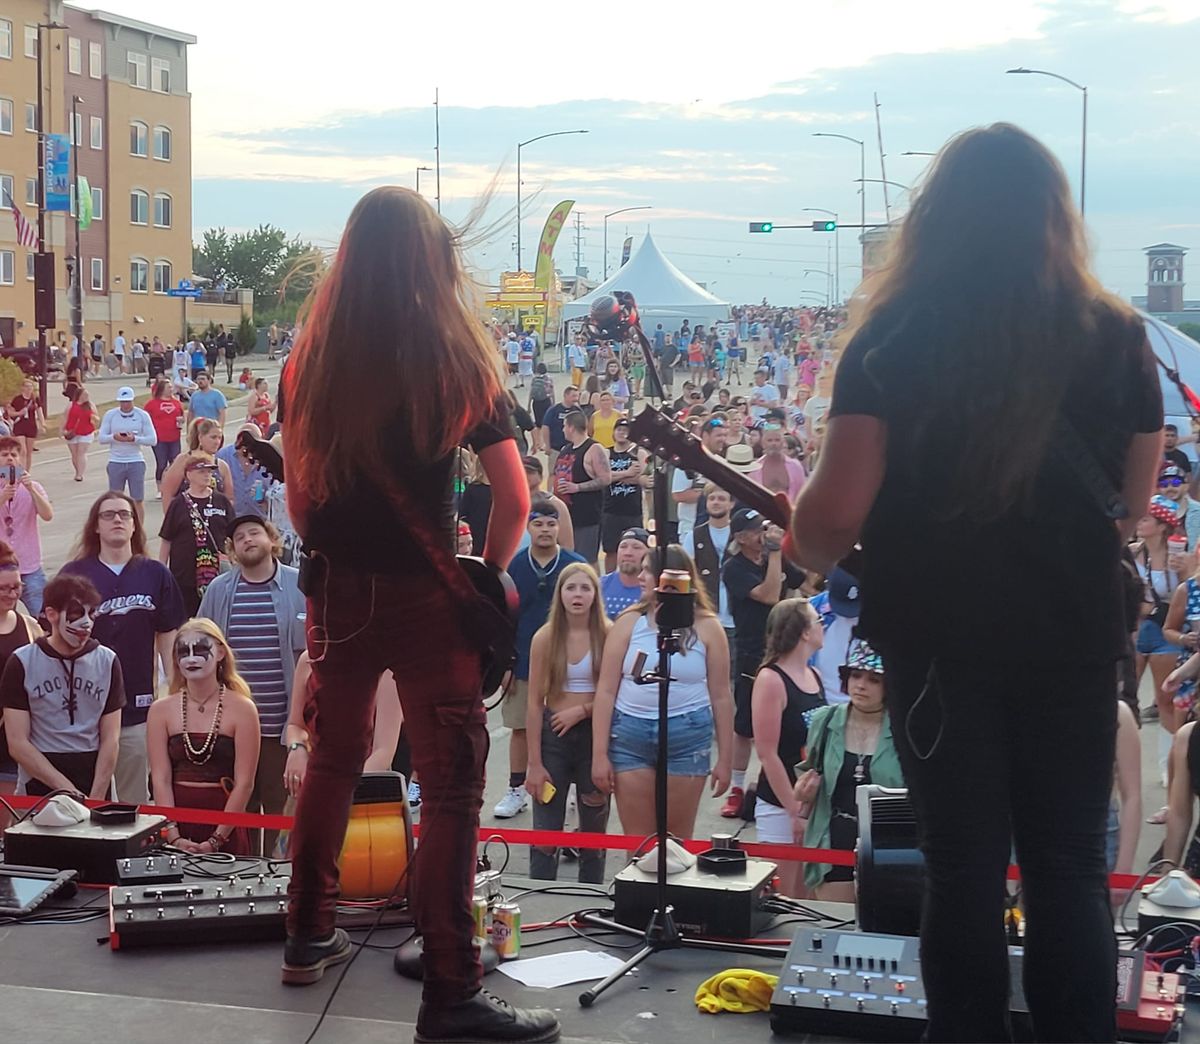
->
[286, 564, 487, 1004]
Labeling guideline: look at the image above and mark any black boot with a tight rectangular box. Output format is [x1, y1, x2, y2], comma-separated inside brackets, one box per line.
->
[281, 927, 353, 985]
[415, 989, 561, 1043]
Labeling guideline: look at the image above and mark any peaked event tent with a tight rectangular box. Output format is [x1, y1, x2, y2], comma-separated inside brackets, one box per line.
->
[562, 233, 730, 327]
[1145, 312, 1200, 421]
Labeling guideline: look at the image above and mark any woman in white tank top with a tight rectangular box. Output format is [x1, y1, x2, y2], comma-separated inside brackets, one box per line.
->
[525, 563, 612, 883]
[591, 545, 734, 840]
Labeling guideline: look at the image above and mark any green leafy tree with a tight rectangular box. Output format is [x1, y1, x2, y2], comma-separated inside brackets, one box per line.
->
[193, 225, 324, 322]
[0, 358, 25, 405]
[236, 314, 258, 357]
[1179, 322, 1200, 344]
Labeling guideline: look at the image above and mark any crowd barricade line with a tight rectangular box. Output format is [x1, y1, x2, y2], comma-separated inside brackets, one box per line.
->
[3, 795, 1147, 889]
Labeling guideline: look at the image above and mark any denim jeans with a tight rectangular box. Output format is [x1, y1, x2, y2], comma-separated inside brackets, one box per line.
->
[152, 440, 181, 483]
[19, 567, 46, 618]
[286, 564, 486, 1005]
[530, 711, 609, 883]
[885, 652, 1117, 1043]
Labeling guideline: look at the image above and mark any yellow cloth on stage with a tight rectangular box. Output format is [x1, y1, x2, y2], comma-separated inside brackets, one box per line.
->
[694, 967, 780, 1014]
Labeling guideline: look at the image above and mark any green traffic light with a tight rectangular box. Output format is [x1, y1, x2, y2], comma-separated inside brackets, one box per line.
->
[749, 221, 774, 233]
[811, 220, 837, 232]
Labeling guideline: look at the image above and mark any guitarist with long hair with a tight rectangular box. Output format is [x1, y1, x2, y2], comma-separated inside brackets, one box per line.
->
[280, 187, 558, 1043]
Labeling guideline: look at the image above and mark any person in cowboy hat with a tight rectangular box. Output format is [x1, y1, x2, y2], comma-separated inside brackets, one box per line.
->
[794, 636, 903, 901]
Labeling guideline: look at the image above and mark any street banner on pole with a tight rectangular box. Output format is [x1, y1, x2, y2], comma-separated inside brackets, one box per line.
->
[44, 135, 71, 212]
[621, 236, 633, 267]
[534, 200, 574, 293]
[77, 176, 92, 229]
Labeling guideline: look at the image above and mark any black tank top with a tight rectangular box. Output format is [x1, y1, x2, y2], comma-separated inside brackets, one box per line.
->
[0, 614, 36, 766]
[606, 448, 642, 518]
[756, 663, 827, 807]
[570, 437, 602, 527]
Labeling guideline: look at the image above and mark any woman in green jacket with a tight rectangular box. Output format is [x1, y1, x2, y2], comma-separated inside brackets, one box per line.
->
[796, 638, 903, 900]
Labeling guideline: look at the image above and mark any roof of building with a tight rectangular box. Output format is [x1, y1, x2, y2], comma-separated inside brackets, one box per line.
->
[80, 8, 197, 45]
[1145, 243, 1189, 254]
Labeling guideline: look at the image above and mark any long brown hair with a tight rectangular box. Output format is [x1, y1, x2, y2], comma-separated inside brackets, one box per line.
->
[284, 186, 504, 503]
[630, 544, 716, 651]
[71, 492, 148, 560]
[761, 597, 819, 669]
[842, 122, 1142, 520]
[537, 563, 610, 704]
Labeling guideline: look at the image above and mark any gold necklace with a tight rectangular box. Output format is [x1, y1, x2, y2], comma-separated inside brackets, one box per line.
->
[181, 685, 225, 765]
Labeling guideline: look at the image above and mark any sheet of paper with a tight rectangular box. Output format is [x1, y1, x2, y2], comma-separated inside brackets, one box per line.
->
[495, 949, 628, 989]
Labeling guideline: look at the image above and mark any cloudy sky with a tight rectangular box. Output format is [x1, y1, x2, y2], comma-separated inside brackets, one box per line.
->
[110, 0, 1198, 304]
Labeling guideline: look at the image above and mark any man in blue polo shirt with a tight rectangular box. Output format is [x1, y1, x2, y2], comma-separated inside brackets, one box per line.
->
[187, 372, 228, 425]
[60, 491, 185, 803]
[494, 497, 582, 819]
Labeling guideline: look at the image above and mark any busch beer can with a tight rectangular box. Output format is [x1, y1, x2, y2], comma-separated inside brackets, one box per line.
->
[492, 902, 521, 959]
[471, 895, 489, 942]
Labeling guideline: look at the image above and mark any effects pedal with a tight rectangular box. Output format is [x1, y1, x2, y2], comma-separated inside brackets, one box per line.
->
[4, 813, 166, 884]
[115, 853, 185, 886]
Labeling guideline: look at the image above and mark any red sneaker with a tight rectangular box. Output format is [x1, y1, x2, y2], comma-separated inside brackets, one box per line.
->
[719, 786, 745, 819]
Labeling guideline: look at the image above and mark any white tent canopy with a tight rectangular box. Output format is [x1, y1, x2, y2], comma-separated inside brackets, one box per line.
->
[1146, 312, 1200, 420]
[562, 232, 730, 327]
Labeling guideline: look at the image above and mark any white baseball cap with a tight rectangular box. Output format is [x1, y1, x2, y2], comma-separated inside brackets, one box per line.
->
[116, 386, 135, 401]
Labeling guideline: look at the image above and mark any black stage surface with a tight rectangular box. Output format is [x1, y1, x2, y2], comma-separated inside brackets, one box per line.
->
[0, 873, 801, 1044]
[6, 871, 1199, 1044]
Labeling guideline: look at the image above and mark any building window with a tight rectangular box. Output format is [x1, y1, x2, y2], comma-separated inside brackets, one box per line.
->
[153, 193, 172, 229]
[0, 20, 11, 60]
[130, 190, 148, 225]
[68, 37, 81, 75]
[90, 115, 102, 149]
[24, 102, 34, 132]
[0, 176, 13, 209]
[127, 52, 147, 88]
[153, 260, 172, 294]
[90, 257, 103, 290]
[0, 251, 13, 287]
[91, 186, 103, 220]
[24, 27, 37, 60]
[130, 121, 148, 157]
[89, 41, 102, 79]
[0, 99, 11, 136]
[71, 111, 82, 147]
[24, 177, 35, 205]
[153, 126, 171, 161]
[151, 57, 170, 94]
[26, 253, 35, 281]
[130, 258, 148, 293]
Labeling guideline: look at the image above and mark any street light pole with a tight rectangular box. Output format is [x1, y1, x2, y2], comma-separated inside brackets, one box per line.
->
[35, 21, 67, 413]
[813, 132, 866, 284]
[1005, 67, 1088, 218]
[70, 94, 83, 356]
[801, 208, 839, 304]
[602, 206, 652, 280]
[415, 165, 432, 195]
[433, 87, 441, 214]
[854, 178, 913, 192]
[515, 129, 588, 272]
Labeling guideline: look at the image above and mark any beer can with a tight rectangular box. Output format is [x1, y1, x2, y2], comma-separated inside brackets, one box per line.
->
[492, 902, 522, 959]
[471, 895, 489, 941]
[659, 569, 691, 594]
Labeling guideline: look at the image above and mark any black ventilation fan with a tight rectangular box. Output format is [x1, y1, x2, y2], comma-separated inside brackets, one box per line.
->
[855, 785, 924, 937]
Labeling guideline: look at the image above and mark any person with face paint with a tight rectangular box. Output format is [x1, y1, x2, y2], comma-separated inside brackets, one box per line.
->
[0, 574, 124, 798]
[147, 619, 261, 856]
[0, 542, 41, 817]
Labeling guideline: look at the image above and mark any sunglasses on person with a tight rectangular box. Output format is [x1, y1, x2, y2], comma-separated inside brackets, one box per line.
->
[1160, 476, 1185, 488]
[98, 509, 134, 522]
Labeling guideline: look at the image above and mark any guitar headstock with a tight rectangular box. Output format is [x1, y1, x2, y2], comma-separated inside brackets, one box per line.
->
[235, 430, 284, 485]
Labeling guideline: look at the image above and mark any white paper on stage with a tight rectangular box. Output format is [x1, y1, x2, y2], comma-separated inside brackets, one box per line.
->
[494, 949, 628, 988]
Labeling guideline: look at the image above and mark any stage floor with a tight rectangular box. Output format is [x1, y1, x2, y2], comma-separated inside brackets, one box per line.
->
[0, 877, 796, 1044]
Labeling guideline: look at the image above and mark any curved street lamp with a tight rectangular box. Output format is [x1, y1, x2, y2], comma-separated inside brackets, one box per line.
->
[1006, 67, 1087, 217]
[603, 206, 652, 279]
[812, 133, 866, 234]
[802, 207, 840, 303]
[516, 129, 589, 271]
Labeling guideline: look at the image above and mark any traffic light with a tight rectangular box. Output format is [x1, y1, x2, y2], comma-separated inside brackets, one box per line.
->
[749, 221, 774, 233]
[811, 220, 837, 232]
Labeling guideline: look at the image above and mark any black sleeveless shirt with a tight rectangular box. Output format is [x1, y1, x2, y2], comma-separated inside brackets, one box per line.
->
[756, 663, 827, 807]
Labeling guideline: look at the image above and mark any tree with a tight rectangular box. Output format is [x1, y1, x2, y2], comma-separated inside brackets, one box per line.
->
[193, 225, 324, 321]
[1179, 322, 1200, 344]
[236, 314, 258, 358]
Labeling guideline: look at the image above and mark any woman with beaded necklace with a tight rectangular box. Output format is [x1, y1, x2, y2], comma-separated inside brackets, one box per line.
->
[147, 617, 260, 855]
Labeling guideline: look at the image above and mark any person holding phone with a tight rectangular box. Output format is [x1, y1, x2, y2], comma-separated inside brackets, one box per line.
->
[98, 387, 157, 521]
[6, 378, 43, 471]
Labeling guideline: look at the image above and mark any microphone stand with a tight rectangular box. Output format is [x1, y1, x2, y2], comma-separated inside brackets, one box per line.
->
[578, 308, 784, 1010]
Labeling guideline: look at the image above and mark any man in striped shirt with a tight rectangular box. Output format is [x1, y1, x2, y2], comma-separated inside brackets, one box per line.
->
[199, 515, 305, 855]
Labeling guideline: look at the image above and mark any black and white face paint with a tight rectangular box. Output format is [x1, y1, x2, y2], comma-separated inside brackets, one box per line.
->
[60, 600, 96, 649]
[175, 636, 217, 679]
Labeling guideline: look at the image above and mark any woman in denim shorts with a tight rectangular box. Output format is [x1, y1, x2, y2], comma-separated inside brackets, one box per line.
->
[591, 545, 733, 840]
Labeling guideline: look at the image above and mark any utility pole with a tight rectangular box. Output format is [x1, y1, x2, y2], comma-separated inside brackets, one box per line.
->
[433, 87, 441, 214]
[573, 212, 585, 275]
[874, 93, 891, 224]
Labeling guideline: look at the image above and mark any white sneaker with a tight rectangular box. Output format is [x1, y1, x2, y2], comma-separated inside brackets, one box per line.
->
[493, 786, 528, 819]
[407, 780, 421, 808]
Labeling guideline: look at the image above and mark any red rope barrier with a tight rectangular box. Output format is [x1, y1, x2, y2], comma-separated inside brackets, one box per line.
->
[3, 795, 1148, 888]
